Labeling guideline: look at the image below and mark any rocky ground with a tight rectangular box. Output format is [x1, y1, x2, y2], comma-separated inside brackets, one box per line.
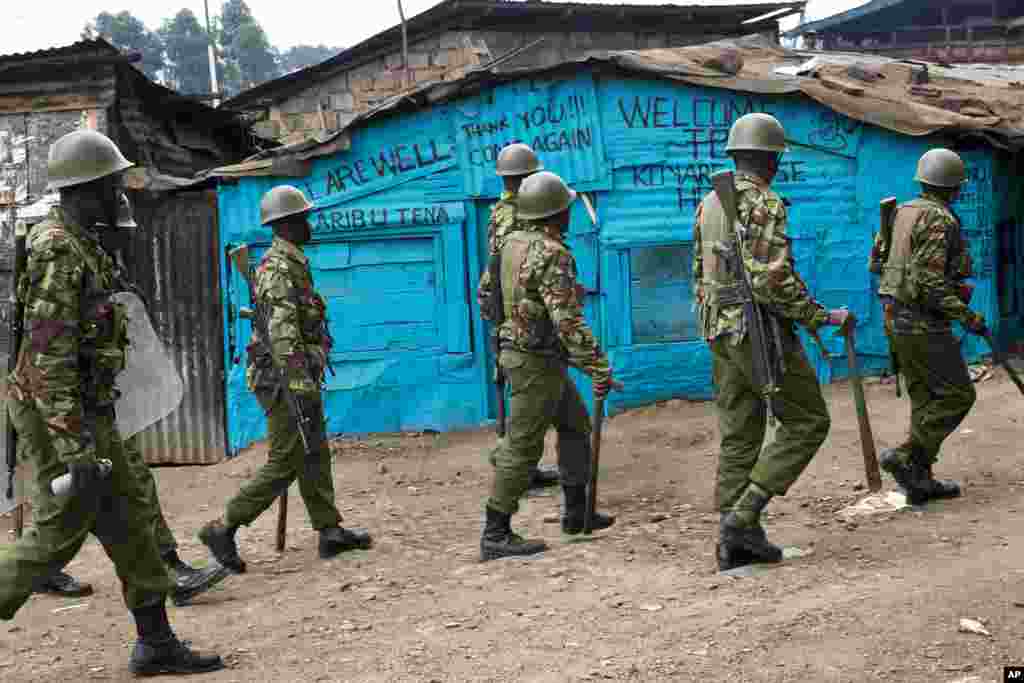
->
[2, 366, 1023, 682]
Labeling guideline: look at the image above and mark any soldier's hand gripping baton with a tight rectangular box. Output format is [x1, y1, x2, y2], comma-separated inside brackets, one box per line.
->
[711, 171, 785, 425]
[5, 223, 27, 537]
[584, 379, 625, 535]
[983, 332, 1024, 397]
[838, 313, 882, 492]
[232, 244, 322, 553]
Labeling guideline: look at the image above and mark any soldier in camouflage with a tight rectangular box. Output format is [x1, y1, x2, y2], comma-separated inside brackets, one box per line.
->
[0, 130, 223, 675]
[872, 148, 982, 504]
[476, 143, 559, 489]
[27, 193, 230, 606]
[694, 113, 848, 571]
[480, 171, 618, 562]
[200, 185, 372, 572]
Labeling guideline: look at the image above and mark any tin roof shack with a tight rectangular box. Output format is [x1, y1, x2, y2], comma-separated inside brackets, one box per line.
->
[214, 36, 1024, 453]
[0, 39, 263, 469]
[784, 0, 1024, 65]
[222, 0, 806, 144]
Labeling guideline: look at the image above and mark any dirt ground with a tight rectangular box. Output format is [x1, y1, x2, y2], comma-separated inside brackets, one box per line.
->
[2, 367, 1024, 683]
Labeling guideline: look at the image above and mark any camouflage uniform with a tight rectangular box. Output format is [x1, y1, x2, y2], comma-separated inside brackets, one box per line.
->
[694, 172, 831, 511]
[0, 207, 173, 619]
[874, 192, 976, 468]
[487, 219, 611, 514]
[476, 191, 520, 313]
[222, 236, 342, 531]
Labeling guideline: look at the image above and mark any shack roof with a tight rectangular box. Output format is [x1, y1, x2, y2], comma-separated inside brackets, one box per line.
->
[782, 0, 911, 37]
[207, 34, 1024, 179]
[222, 0, 806, 112]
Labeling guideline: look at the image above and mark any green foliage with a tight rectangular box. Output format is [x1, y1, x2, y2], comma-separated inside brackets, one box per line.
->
[218, 0, 281, 95]
[280, 45, 343, 74]
[159, 9, 213, 95]
[81, 3, 306, 97]
[83, 11, 165, 80]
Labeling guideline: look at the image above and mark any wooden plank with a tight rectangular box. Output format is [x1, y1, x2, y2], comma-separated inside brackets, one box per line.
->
[0, 93, 108, 115]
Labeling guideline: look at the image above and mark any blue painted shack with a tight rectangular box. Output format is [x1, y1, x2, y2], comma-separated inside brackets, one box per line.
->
[215, 37, 1024, 454]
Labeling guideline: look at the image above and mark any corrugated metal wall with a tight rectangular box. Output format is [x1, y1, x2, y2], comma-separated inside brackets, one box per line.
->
[128, 189, 227, 464]
[218, 68, 1007, 451]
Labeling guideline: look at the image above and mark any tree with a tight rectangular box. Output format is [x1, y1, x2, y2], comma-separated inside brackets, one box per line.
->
[160, 9, 213, 95]
[280, 45, 343, 74]
[218, 0, 280, 94]
[83, 11, 165, 80]
[234, 21, 279, 88]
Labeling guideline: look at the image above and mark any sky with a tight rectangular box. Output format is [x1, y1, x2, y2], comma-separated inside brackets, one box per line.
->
[2, 0, 868, 56]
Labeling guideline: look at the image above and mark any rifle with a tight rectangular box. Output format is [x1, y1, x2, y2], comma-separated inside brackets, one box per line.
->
[710, 171, 786, 425]
[230, 244, 323, 553]
[485, 253, 507, 437]
[876, 197, 901, 397]
[5, 222, 26, 537]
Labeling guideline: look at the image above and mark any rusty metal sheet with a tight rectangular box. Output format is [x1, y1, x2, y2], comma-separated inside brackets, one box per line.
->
[126, 191, 228, 465]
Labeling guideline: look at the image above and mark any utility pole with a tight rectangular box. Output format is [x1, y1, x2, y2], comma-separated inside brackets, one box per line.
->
[397, 0, 409, 89]
[203, 0, 221, 107]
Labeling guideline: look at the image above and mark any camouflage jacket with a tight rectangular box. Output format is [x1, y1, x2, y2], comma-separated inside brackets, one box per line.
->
[477, 191, 521, 321]
[497, 220, 611, 384]
[873, 192, 973, 334]
[693, 172, 827, 344]
[246, 237, 332, 397]
[9, 207, 129, 463]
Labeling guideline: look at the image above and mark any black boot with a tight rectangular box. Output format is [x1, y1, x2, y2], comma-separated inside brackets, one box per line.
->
[319, 526, 373, 559]
[33, 570, 94, 598]
[718, 484, 782, 570]
[129, 601, 223, 676]
[480, 506, 547, 562]
[162, 550, 231, 607]
[198, 520, 246, 574]
[918, 462, 961, 501]
[715, 513, 758, 571]
[880, 448, 930, 505]
[561, 485, 615, 535]
[528, 464, 560, 489]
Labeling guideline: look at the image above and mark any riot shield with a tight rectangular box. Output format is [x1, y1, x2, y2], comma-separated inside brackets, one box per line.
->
[113, 292, 184, 439]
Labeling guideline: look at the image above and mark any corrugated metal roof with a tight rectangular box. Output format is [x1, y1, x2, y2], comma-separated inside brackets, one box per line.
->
[0, 38, 120, 63]
[208, 34, 1024, 180]
[223, 0, 807, 111]
[783, 0, 910, 37]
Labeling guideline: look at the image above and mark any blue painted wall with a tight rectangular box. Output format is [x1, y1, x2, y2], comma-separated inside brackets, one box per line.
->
[218, 69, 1005, 453]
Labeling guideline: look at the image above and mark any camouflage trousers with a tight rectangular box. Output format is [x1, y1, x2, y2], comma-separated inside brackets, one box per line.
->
[889, 330, 975, 466]
[0, 402, 173, 619]
[711, 330, 831, 511]
[22, 435, 178, 557]
[487, 350, 591, 515]
[224, 392, 342, 530]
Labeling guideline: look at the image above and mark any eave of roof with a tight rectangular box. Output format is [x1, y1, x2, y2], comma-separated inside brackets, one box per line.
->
[223, 0, 806, 111]
[0, 38, 121, 63]
[209, 33, 1024, 179]
[782, 0, 908, 38]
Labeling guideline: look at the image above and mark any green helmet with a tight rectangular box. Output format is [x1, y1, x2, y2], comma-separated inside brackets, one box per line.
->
[516, 171, 577, 221]
[260, 185, 314, 226]
[496, 143, 543, 177]
[46, 130, 134, 191]
[725, 113, 789, 154]
[914, 148, 967, 188]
